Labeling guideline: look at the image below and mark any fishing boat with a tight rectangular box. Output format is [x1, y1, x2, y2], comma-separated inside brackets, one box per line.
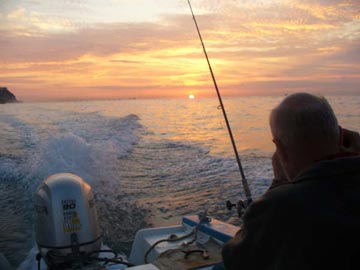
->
[1, 172, 241, 270]
[0, 171, 242, 270]
[21, 173, 240, 270]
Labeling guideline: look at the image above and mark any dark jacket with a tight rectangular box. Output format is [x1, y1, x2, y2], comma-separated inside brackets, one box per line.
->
[222, 156, 360, 270]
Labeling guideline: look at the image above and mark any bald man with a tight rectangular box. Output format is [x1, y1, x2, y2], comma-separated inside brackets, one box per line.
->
[222, 93, 360, 270]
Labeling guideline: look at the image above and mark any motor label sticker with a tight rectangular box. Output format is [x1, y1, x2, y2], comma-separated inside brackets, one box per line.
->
[62, 199, 81, 232]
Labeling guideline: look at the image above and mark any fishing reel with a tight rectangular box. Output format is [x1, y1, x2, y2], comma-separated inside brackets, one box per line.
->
[226, 198, 252, 218]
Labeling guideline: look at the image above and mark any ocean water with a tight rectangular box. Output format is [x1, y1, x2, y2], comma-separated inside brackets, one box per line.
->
[0, 96, 359, 268]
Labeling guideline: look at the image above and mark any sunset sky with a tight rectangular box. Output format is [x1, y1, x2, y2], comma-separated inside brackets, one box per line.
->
[0, 0, 359, 101]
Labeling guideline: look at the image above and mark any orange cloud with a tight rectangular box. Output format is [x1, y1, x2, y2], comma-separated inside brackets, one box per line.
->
[0, 0, 359, 101]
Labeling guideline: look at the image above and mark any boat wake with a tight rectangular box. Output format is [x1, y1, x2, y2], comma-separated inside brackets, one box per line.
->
[0, 109, 273, 268]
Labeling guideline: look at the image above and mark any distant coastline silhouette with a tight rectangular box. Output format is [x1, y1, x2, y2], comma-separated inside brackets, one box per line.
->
[0, 87, 18, 104]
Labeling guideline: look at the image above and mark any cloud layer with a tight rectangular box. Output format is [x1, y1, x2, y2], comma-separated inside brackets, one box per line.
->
[0, 0, 359, 100]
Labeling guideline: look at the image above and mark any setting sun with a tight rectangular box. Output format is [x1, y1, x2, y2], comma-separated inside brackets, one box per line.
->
[189, 94, 195, 99]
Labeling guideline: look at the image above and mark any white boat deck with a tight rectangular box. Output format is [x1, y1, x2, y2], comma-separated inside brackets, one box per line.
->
[125, 215, 239, 270]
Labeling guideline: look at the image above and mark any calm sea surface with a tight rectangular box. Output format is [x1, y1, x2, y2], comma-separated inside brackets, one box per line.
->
[0, 96, 359, 268]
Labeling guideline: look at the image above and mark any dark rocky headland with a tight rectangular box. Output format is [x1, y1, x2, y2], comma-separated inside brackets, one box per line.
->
[0, 87, 18, 104]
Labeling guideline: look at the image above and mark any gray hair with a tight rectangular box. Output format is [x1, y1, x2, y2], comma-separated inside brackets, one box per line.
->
[270, 93, 339, 151]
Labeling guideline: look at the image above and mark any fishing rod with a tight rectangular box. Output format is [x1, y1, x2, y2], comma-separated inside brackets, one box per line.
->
[186, 0, 252, 212]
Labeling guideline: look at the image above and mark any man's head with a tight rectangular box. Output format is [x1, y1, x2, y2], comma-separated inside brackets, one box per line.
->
[270, 93, 339, 180]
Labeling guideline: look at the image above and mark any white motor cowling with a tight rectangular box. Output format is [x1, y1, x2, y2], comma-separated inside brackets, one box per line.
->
[34, 173, 101, 267]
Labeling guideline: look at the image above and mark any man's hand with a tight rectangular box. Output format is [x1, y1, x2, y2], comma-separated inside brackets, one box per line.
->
[340, 128, 360, 154]
[269, 152, 288, 190]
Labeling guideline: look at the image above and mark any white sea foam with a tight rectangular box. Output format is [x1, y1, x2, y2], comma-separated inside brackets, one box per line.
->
[27, 132, 117, 188]
[1, 113, 142, 191]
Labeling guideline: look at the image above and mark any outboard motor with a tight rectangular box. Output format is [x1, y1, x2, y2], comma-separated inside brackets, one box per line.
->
[34, 173, 101, 268]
